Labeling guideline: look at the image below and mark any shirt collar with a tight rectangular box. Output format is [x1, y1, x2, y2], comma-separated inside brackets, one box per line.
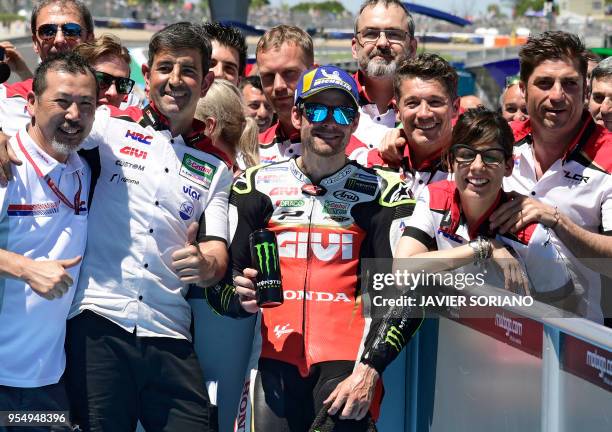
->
[439, 181, 505, 240]
[139, 103, 231, 166]
[353, 70, 396, 109]
[512, 110, 596, 162]
[401, 129, 445, 173]
[269, 120, 301, 143]
[16, 129, 83, 177]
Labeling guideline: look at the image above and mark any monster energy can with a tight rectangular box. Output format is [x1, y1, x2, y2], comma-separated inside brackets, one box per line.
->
[249, 229, 283, 307]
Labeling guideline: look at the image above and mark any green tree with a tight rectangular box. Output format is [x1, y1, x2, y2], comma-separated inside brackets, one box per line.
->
[290, 1, 346, 14]
[505, 0, 545, 17]
[251, 0, 270, 9]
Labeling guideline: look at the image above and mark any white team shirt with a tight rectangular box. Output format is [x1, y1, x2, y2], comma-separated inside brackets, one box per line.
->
[69, 104, 233, 341]
[404, 181, 574, 300]
[0, 129, 89, 387]
[504, 118, 612, 321]
[0, 79, 32, 137]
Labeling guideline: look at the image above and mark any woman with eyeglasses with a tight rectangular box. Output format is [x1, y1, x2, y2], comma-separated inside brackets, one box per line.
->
[75, 34, 139, 108]
[395, 108, 577, 310]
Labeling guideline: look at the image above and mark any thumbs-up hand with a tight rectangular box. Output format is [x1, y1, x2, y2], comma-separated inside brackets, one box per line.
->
[22, 255, 82, 300]
[171, 222, 207, 284]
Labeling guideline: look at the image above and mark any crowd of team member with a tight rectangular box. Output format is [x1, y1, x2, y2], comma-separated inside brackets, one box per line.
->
[0, 0, 611, 431]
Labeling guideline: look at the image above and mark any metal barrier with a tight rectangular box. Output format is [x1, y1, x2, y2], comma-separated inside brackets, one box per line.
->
[374, 285, 612, 432]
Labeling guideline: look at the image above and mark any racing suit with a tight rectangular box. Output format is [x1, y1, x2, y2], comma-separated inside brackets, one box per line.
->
[206, 158, 422, 431]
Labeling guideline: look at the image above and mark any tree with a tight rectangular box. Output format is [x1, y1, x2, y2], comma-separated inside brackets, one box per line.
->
[290, 1, 346, 15]
[504, 0, 545, 17]
[251, 0, 270, 9]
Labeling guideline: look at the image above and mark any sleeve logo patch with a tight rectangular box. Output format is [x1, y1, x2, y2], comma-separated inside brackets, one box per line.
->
[344, 178, 377, 195]
[180, 154, 217, 189]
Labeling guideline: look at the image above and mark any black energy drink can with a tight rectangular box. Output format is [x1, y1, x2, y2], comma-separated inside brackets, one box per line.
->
[249, 229, 283, 307]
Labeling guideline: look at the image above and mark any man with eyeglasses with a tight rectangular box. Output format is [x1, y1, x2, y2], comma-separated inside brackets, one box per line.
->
[204, 65, 422, 431]
[0, 0, 94, 136]
[489, 31, 612, 326]
[350, 0, 417, 164]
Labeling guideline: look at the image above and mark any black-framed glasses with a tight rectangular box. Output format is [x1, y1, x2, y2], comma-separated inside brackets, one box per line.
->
[300, 102, 357, 126]
[451, 144, 508, 167]
[95, 71, 135, 95]
[356, 28, 409, 45]
[36, 23, 82, 41]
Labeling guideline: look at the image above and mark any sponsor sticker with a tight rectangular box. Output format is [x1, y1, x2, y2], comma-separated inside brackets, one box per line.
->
[344, 178, 377, 195]
[269, 187, 300, 196]
[115, 160, 145, 171]
[323, 200, 349, 215]
[180, 154, 217, 189]
[183, 185, 202, 201]
[276, 199, 304, 207]
[333, 190, 359, 202]
[179, 201, 194, 220]
[109, 173, 139, 185]
[125, 130, 153, 145]
[120, 146, 147, 159]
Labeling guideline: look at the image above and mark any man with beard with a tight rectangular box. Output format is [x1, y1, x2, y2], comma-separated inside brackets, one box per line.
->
[588, 56, 612, 131]
[0, 52, 96, 428]
[489, 31, 612, 325]
[205, 65, 421, 431]
[350, 0, 417, 159]
[0, 0, 94, 136]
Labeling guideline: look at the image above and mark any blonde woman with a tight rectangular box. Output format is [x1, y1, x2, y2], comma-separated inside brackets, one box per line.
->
[195, 79, 259, 171]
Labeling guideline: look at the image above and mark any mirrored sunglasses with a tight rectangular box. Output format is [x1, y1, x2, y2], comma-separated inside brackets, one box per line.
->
[301, 102, 357, 126]
[37, 23, 82, 41]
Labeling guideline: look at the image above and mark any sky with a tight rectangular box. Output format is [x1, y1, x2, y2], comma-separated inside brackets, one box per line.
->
[268, 0, 506, 17]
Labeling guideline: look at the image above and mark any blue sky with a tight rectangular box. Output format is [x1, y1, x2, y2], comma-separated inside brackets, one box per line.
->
[268, 0, 507, 17]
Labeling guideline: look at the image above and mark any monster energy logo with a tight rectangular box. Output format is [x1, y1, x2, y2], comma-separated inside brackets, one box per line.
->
[255, 242, 278, 275]
[384, 326, 405, 353]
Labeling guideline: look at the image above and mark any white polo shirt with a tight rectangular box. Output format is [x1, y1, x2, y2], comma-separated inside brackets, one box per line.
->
[0, 129, 89, 388]
[69, 104, 233, 341]
[504, 116, 612, 321]
[0, 79, 32, 137]
[351, 71, 397, 160]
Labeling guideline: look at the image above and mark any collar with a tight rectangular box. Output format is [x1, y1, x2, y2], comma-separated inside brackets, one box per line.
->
[438, 181, 505, 240]
[400, 129, 445, 174]
[268, 120, 301, 143]
[512, 110, 596, 162]
[16, 129, 84, 177]
[353, 70, 396, 109]
[289, 157, 359, 187]
[140, 103, 232, 167]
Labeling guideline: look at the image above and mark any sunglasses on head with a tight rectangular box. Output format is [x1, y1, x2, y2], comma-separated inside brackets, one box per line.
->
[299, 102, 357, 126]
[451, 144, 508, 167]
[36, 23, 82, 41]
[95, 71, 135, 95]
